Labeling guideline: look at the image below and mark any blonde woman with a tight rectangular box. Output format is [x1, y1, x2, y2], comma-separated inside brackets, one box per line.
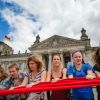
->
[21, 56, 47, 100]
[47, 53, 70, 100]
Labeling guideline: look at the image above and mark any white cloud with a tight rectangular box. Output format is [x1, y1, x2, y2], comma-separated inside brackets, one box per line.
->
[1, 0, 100, 53]
[2, 8, 41, 53]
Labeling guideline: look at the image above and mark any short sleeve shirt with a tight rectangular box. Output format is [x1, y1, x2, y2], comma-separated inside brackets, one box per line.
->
[67, 64, 94, 100]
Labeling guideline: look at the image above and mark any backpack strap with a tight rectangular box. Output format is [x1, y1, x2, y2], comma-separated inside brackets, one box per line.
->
[70, 65, 76, 77]
[82, 64, 87, 75]
[72, 65, 76, 74]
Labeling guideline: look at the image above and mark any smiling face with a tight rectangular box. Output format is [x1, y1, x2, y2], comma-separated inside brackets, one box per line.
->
[52, 55, 61, 67]
[72, 51, 82, 65]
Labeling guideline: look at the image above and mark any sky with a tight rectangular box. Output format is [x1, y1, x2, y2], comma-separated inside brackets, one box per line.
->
[0, 0, 100, 53]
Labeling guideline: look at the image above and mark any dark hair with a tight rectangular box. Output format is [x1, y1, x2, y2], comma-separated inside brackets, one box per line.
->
[72, 50, 82, 57]
[82, 59, 85, 64]
[27, 56, 43, 72]
[52, 53, 61, 61]
[94, 47, 100, 66]
[0, 65, 8, 80]
[8, 63, 19, 71]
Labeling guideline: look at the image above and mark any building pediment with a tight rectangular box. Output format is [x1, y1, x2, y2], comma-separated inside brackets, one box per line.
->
[29, 35, 85, 51]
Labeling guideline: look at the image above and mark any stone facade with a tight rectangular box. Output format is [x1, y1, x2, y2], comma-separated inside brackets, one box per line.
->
[0, 28, 98, 71]
[0, 41, 13, 56]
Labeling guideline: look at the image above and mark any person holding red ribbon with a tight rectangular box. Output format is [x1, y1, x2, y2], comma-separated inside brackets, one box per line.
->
[47, 53, 70, 100]
[93, 47, 100, 100]
[21, 56, 47, 100]
[67, 50, 94, 100]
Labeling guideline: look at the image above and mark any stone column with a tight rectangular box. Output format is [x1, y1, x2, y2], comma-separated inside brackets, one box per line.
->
[21, 63, 25, 71]
[60, 53, 64, 68]
[65, 51, 73, 68]
[82, 51, 86, 63]
[42, 55, 46, 68]
[48, 53, 52, 71]
[84, 50, 93, 65]
[70, 52, 73, 63]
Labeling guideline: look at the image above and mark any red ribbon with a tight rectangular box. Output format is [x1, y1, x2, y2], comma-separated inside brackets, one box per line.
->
[0, 77, 100, 96]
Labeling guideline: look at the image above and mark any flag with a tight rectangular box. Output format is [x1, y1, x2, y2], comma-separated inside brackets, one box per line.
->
[4, 35, 10, 41]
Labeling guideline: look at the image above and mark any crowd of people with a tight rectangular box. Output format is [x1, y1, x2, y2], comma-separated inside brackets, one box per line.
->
[0, 47, 100, 100]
